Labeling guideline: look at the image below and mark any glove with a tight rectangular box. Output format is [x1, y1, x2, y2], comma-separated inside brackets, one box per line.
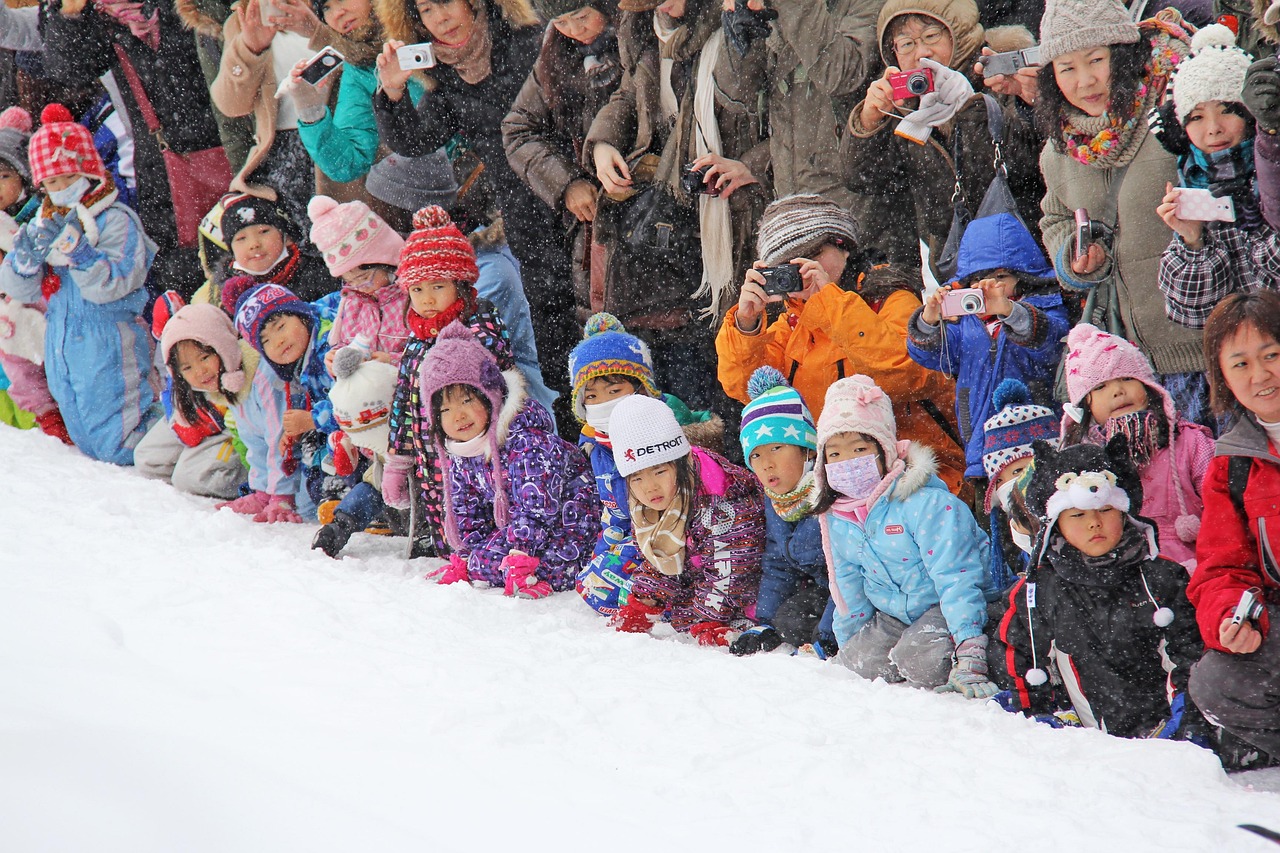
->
[7, 222, 43, 276]
[53, 220, 95, 267]
[30, 214, 65, 259]
[689, 620, 737, 647]
[253, 494, 303, 524]
[721, 4, 776, 57]
[215, 490, 271, 516]
[381, 453, 413, 510]
[1243, 56, 1280, 133]
[729, 624, 782, 656]
[502, 551, 552, 599]
[1147, 99, 1190, 157]
[612, 597, 663, 633]
[278, 71, 334, 124]
[425, 552, 471, 585]
[895, 57, 974, 144]
[935, 635, 1000, 699]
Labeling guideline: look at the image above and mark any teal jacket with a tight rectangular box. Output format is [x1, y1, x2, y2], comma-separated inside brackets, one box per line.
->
[298, 64, 424, 183]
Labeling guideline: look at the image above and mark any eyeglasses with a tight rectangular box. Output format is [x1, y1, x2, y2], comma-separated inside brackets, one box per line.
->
[893, 27, 947, 57]
[341, 267, 380, 289]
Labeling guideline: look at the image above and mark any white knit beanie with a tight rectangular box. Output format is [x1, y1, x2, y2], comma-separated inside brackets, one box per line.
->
[609, 394, 691, 478]
[1172, 24, 1253, 123]
[1038, 0, 1139, 64]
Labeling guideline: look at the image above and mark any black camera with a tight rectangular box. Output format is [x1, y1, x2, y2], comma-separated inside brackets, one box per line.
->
[680, 163, 720, 197]
[759, 264, 803, 296]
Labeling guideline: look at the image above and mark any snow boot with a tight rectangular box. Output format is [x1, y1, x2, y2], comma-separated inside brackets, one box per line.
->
[311, 511, 360, 558]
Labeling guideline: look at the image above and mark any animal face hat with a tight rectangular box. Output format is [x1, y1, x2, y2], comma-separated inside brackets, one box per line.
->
[567, 312, 659, 423]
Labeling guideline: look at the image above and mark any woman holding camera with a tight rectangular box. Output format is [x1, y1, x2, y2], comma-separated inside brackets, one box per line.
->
[715, 194, 968, 497]
[1188, 291, 1280, 765]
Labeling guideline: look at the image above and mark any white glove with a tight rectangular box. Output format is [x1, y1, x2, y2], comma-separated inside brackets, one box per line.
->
[895, 57, 975, 144]
[276, 61, 334, 124]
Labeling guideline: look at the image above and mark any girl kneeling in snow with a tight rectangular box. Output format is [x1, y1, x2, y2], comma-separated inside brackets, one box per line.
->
[419, 321, 598, 597]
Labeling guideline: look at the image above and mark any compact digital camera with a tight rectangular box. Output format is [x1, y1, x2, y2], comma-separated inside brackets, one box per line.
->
[397, 42, 437, 70]
[888, 68, 934, 99]
[759, 264, 804, 296]
[680, 163, 720, 197]
[981, 45, 1041, 79]
[940, 287, 986, 317]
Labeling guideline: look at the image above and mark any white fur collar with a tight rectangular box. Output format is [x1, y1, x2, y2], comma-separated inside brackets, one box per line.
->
[886, 442, 937, 501]
[493, 368, 530, 449]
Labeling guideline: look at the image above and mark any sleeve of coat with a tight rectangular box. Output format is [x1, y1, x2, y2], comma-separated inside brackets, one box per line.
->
[829, 516, 874, 645]
[374, 85, 457, 158]
[57, 207, 151, 305]
[0, 5, 43, 52]
[901, 485, 989, 644]
[715, 304, 785, 405]
[1254, 130, 1280, 234]
[1153, 562, 1204, 696]
[1000, 301, 1070, 382]
[712, 38, 771, 180]
[756, 508, 800, 625]
[691, 477, 765, 623]
[473, 434, 577, 573]
[769, 0, 876, 99]
[992, 577, 1057, 714]
[211, 17, 271, 119]
[297, 68, 393, 184]
[39, 10, 114, 86]
[1039, 147, 1115, 289]
[387, 349, 416, 457]
[503, 66, 584, 212]
[583, 60, 639, 166]
[1157, 232, 1240, 330]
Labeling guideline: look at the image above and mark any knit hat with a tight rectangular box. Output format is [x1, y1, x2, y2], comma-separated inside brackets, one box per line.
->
[740, 366, 817, 460]
[1038, 0, 1139, 64]
[609, 393, 691, 478]
[365, 150, 460, 215]
[567, 312, 659, 422]
[1060, 323, 1177, 427]
[418, 321, 512, 547]
[0, 107, 32, 182]
[980, 379, 1058, 513]
[815, 375, 901, 493]
[1172, 24, 1252, 123]
[28, 103, 106, 186]
[398, 205, 479, 289]
[231, 282, 315, 354]
[329, 345, 399, 453]
[220, 192, 298, 244]
[307, 195, 406, 279]
[532, 0, 598, 22]
[160, 303, 248, 396]
[755, 194, 858, 268]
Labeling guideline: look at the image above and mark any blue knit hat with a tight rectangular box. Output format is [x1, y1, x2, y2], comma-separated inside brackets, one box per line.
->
[232, 282, 315, 355]
[740, 366, 817, 460]
[981, 379, 1058, 512]
[567, 313, 659, 422]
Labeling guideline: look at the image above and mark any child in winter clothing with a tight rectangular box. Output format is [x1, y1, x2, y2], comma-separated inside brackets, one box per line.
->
[134, 304, 253, 499]
[217, 281, 337, 522]
[418, 321, 599, 596]
[0, 103, 158, 465]
[1157, 25, 1280, 329]
[1059, 324, 1214, 570]
[609, 394, 765, 646]
[307, 195, 411, 362]
[906, 211, 1069, 481]
[569, 312, 724, 617]
[994, 437, 1207, 739]
[730, 366, 836, 658]
[818, 375, 997, 697]
[189, 196, 237, 311]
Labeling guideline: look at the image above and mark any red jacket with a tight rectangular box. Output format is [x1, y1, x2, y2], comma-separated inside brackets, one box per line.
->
[1187, 416, 1280, 651]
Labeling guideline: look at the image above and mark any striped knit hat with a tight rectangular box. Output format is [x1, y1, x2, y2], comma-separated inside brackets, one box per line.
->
[567, 313, 659, 422]
[398, 205, 478, 289]
[740, 366, 816, 459]
[756, 194, 858, 267]
[980, 379, 1058, 513]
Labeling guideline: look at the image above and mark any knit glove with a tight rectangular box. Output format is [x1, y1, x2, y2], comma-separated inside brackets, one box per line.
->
[380, 453, 413, 510]
[936, 635, 999, 699]
[1243, 56, 1280, 133]
[254, 494, 303, 524]
[689, 621, 737, 648]
[425, 552, 471, 585]
[30, 215, 65, 259]
[215, 490, 272, 516]
[502, 551, 552, 599]
[612, 597, 664, 633]
[6, 222, 44, 276]
[56, 222, 99, 268]
[1147, 99, 1190, 157]
[729, 624, 782, 656]
[895, 57, 974, 144]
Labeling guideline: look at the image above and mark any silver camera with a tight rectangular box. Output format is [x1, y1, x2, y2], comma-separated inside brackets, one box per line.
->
[1232, 586, 1265, 625]
[396, 43, 437, 70]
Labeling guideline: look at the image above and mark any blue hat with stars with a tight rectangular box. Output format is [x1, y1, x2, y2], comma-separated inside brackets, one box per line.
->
[740, 366, 817, 459]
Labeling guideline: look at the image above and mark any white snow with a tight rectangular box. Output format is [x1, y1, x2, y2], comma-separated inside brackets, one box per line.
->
[4, 424, 1280, 852]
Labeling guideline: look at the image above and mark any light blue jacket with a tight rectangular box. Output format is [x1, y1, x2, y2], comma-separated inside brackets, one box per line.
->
[825, 444, 993, 646]
[476, 245, 558, 417]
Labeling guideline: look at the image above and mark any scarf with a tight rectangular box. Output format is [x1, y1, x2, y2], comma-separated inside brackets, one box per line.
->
[1042, 519, 1153, 588]
[764, 470, 819, 523]
[654, 12, 681, 123]
[690, 29, 733, 324]
[406, 292, 473, 340]
[1096, 409, 1169, 469]
[1060, 21, 1186, 169]
[232, 242, 302, 288]
[433, 0, 492, 85]
[94, 0, 161, 51]
[630, 490, 689, 576]
[1182, 138, 1255, 190]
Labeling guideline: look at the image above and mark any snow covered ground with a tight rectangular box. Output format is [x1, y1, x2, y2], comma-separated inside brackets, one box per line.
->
[4, 425, 1280, 852]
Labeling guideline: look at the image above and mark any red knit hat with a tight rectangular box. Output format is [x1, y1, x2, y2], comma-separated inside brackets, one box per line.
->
[28, 104, 106, 186]
[397, 205, 478, 290]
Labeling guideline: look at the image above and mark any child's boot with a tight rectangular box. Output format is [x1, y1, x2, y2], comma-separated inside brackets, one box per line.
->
[502, 552, 552, 599]
[36, 408, 72, 445]
[311, 511, 360, 558]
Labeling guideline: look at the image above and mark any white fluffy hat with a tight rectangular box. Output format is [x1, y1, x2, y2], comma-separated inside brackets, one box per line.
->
[1173, 24, 1254, 124]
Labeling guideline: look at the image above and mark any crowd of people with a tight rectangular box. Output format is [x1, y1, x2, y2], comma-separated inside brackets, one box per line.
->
[2, 0, 1280, 770]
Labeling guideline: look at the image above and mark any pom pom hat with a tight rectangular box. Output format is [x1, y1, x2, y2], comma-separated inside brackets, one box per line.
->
[307, 195, 406, 279]
[814, 375, 904, 494]
[739, 366, 817, 460]
[1060, 323, 1177, 427]
[231, 282, 315, 355]
[0, 106, 33, 182]
[567, 312, 659, 422]
[1172, 24, 1253, 124]
[398, 205, 478, 289]
[28, 103, 106, 186]
[980, 379, 1058, 513]
[159, 304, 248, 397]
[329, 346, 399, 453]
[608, 394, 691, 478]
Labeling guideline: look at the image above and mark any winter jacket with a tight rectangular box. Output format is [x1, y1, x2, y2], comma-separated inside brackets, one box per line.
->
[1188, 415, 1280, 651]
[759, 503, 835, 645]
[629, 447, 765, 632]
[168, 340, 257, 460]
[823, 443, 993, 646]
[328, 283, 411, 362]
[716, 284, 967, 495]
[475, 245, 559, 417]
[1158, 223, 1280, 330]
[995, 522, 1203, 737]
[445, 375, 600, 589]
[1257, 129, 1280, 234]
[0, 193, 158, 465]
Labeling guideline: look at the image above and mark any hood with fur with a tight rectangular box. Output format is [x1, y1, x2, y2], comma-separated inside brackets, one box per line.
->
[376, 0, 537, 49]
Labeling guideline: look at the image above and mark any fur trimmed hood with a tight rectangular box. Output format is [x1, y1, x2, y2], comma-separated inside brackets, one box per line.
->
[375, 0, 537, 50]
[682, 413, 725, 456]
[175, 0, 229, 39]
[885, 441, 937, 502]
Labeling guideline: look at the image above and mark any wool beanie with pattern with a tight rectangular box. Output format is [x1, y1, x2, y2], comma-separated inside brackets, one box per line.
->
[1060, 323, 1177, 427]
[398, 205, 479, 289]
[232, 282, 315, 355]
[609, 394, 691, 478]
[815, 375, 903, 493]
[567, 312, 660, 422]
[740, 366, 817, 460]
[0, 107, 32, 183]
[1172, 24, 1252, 123]
[329, 345, 399, 453]
[1038, 0, 1139, 64]
[28, 103, 106, 186]
[980, 379, 1058, 512]
[307, 195, 405, 279]
[755, 194, 858, 268]
[160, 303, 248, 398]
[220, 192, 298, 244]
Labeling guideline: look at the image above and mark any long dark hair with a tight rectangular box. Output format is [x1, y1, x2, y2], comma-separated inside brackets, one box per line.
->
[1035, 39, 1149, 149]
[167, 341, 238, 426]
[1204, 291, 1280, 417]
[626, 452, 700, 515]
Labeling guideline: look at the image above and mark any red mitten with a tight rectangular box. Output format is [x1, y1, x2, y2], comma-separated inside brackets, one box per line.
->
[689, 621, 735, 647]
[254, 494, 303, 524]
[329, 431, 357, 477]
[612, 598, 664, 634]
[425, 553, 471, 585]
[216, 491, 271, 516]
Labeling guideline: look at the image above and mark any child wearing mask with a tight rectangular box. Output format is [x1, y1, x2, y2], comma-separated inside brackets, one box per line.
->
[209, 192, 338, 303]
[1059, 324, 1214, 570]
[817, 375, 996, 698]
[608, 394, 765, 647]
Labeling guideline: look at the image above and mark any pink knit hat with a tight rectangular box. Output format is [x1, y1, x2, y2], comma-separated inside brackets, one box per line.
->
[1060, 323, 1177, 427]
[28, 103, 106, 186]
[159, 303, 247, 398]
[307, 195, 406, 279]
[814, 375, 910, 494]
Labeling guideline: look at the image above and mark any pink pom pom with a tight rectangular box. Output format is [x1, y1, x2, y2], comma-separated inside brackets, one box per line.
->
[0, 107, 32, 134]
[1174, 514, 1201, 543]
[221, 368, 247, 395]
[306, 195, 339, 223]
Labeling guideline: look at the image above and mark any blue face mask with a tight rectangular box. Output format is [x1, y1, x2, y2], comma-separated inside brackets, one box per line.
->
[47, 177, 89, 208]
[825, 454, 881, 501]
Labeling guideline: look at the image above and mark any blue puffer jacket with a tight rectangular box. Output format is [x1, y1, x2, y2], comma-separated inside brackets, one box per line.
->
[824, 444, 995, 646]
[759, 503, 835, 645]
[905, 212, 1069, 477]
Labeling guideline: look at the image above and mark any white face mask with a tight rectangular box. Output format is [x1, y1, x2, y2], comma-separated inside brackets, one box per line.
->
[47, 176, 90, 208]
[995, 478, 1018, 513]
[585, 396, 626, 435]
[1010, 526, 1033, 555]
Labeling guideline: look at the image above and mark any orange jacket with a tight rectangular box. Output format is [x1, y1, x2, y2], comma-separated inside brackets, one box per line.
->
[716, 284, 967, 496]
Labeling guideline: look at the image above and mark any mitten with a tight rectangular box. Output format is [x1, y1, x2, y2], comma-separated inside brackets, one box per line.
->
[729, 624, 782, 656]
[215, 490, 271, 515]
[253, 494, 303, 524]
[425, 553, 471, 585]
[58, 223, 98, 267]
[922, 57, 975, 111]
[7, 223, 43, 276]
[502, 551, 552, 599]
[30, 215, 64, 258]
[35, 408, 72, 445]
[689, 620, 736, 647]
[612, 597, 663, 633]
[1210, 174, 1263, 231]
[381, 453, 413, 509]
[1243, 56, 1280, 133]
[721, 5, 776, 57]
[935, 635, 999, 699]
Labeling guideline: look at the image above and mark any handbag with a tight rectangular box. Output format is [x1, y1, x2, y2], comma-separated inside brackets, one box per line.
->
[113, 45, 232, 249]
